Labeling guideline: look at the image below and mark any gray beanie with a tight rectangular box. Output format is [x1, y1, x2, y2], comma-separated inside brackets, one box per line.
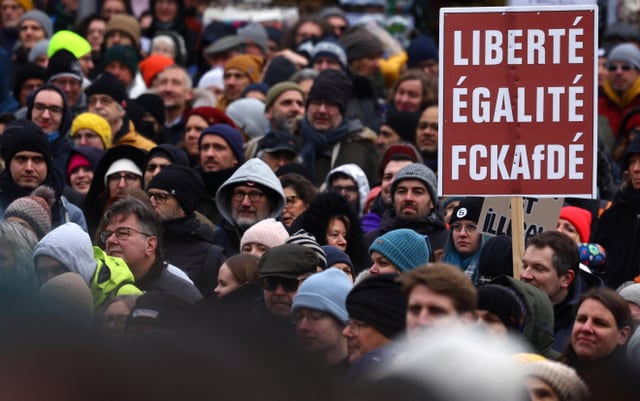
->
[292, 267, 352, 323]
[619, 282, 640, 307]
[28, 39, 49, 63]
[608, 43, 640, 70]
[20, 10, 53, 38]
[225, 98, 269, 139]
[526, 361, 589, 401]
[238, 22, 268, 55]
[391, 163, 438, 204]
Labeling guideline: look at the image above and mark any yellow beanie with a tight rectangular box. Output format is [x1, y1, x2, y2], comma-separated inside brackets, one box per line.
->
[224, 55, 263, 83]
[71, 112, 112, 149]
[15, 0, 34, 11]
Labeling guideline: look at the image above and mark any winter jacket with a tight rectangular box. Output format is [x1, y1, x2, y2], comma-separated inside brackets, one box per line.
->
[491, 276, 559, 359]
[599, 78, 640, 136]
[553, 269, 603, 352]
[365, 209, 449, 256]
[31, 223, 141, 309]
[113, 119, 157, 151]
[591, 185, 640, 288]
[136, 257, 203, 305]
[162, 214, 225, 298]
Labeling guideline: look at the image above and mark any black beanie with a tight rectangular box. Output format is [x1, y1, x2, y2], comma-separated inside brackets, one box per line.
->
[135, 93, 166, 126]
[307, 69, 352, 113]
[146, 144, 189, 168]
[46, 49, 83, 82]
[477, 284, 524, 331]
[1, 120, 51, 167]
[85, 72, 128, 104]
[449, 197, 484, 225]
[476, 235, 514, 285]
[147, 165, 204, 215]
[13, 63, 47, 104]
[346, 274, 406, 339]
[383, 109, 420, 143]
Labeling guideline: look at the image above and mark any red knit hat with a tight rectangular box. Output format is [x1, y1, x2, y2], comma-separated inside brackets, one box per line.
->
[186, 106, 236, 128]
[559, 206, 592, 243]
[139, 54, 174, 87]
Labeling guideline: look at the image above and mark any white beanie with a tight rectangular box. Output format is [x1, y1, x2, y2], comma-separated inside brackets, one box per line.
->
[240, 218, 289, 250]
[104, 158, 143, 185]
[197, 67, 224, 90]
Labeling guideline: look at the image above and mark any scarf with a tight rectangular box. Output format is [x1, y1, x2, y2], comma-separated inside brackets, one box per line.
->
[298, 118, 352, 180]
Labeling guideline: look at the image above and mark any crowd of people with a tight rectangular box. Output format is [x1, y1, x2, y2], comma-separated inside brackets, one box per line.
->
[1, 0, 640, 400]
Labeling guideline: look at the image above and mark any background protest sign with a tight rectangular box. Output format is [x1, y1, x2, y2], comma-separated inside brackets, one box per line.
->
[479, 197, 564, 240]
[438, 6, 598, 198]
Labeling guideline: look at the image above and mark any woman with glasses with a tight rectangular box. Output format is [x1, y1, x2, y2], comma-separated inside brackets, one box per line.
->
[441, 197, 486, 284]
[278, 173, 317, 228]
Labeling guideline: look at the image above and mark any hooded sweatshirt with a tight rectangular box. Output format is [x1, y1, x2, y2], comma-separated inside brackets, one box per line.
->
[214, 159, 286, 255]
[215, 158, 286, 226]
[32, 222, 142, 308]
[324, 163, 370, 216]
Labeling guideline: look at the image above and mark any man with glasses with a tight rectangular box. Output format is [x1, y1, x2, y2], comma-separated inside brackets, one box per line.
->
[342, 274, 406, 382]
[215, 158, 286, 256]
[82, 145, 146, 235]
[85, 71, 156, 151]
[146, 165, 224, 298]
[256, 243, 317, 334]
[295, 69, 380, 187]
[100, 197, 202, 304]
[26, 84, 73, 179]
[599, 42, 640, 134]
[46, 49, 86, 117]
[291, 267, 352, 375]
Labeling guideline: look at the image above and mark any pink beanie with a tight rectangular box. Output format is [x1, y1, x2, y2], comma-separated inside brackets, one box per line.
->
[240, 218, 289, 250]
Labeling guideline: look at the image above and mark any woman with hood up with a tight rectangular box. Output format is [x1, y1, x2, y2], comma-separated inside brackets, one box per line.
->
[290, 191, 369, 275]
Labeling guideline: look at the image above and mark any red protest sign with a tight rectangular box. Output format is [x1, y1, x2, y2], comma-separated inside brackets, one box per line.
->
[438, 6, 598, 197]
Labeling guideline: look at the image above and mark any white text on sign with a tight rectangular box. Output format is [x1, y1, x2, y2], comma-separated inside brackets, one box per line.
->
[453, 28, 584, 65]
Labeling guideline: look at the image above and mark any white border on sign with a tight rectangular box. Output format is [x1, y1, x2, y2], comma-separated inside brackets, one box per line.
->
[437, 5, 599, 199]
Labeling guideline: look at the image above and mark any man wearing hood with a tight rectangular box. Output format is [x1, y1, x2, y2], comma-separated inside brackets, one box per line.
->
[365, 163, 448, 258]
[0, 119, 86, 230]
[214, 158, 286, 256]
[26, 84, 73, 179]
[324, 163, 369, 216]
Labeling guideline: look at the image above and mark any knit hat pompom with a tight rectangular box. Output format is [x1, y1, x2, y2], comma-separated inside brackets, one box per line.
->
[240, 218, 289, 251]
[369, 228, 431, 272]
[5, 185, 55, 239]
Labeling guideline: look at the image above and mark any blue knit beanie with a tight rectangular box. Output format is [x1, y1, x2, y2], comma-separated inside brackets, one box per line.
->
[406, 34, 438, 68]
[322, 245, 353, 270]
[292, 267, 352, 323]
[369, 228, 431, 272]
[198, 123, 245, 164]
